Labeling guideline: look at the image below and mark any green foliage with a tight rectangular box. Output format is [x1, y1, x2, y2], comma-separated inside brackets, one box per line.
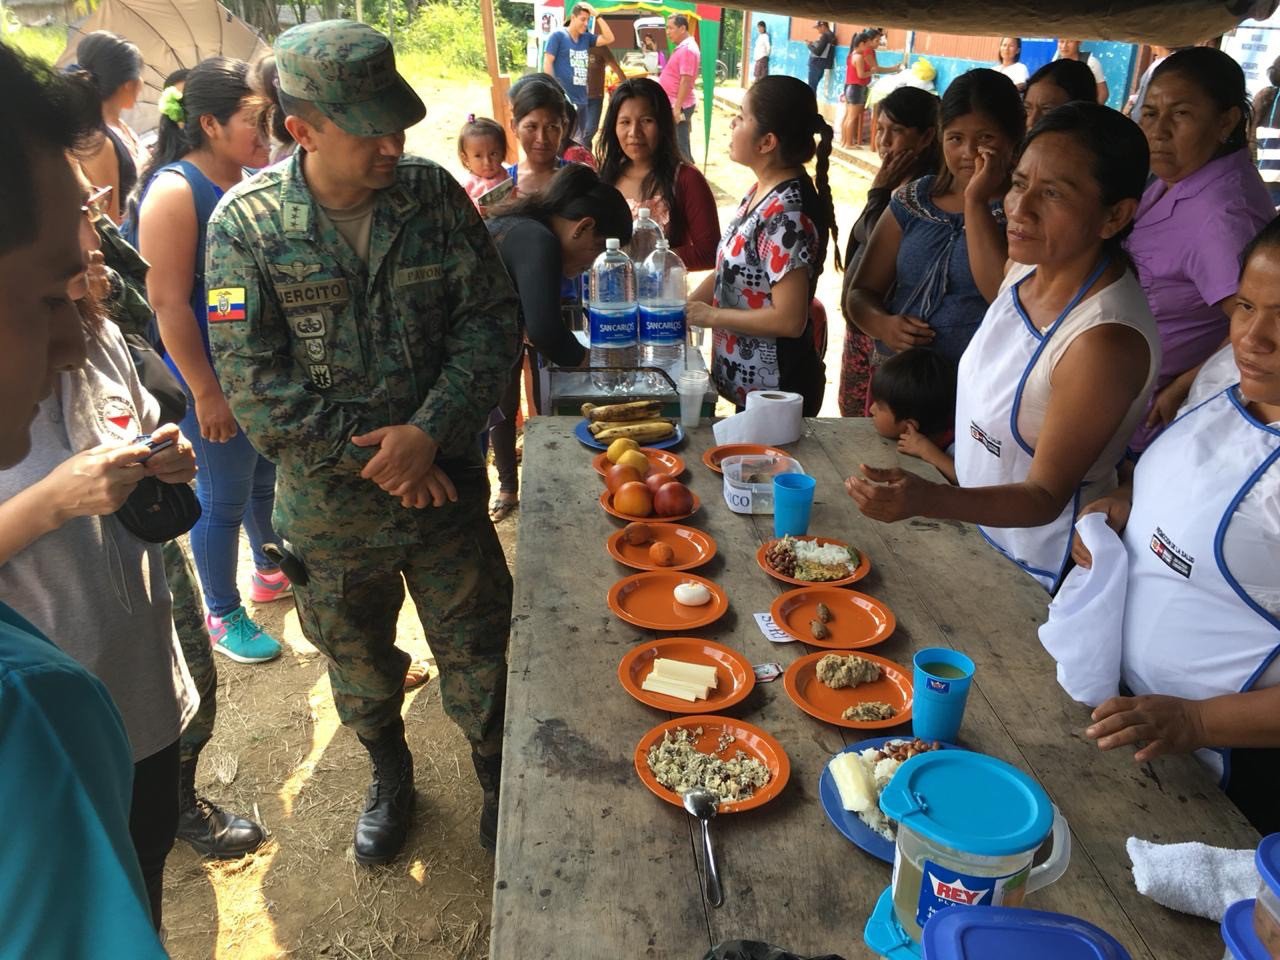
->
[339, 0, 526, 77]
[720, 8, 742, 76]
[1, 24, 67, 65]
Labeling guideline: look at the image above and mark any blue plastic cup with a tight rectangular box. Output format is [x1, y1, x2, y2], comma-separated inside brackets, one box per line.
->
[912, 648, 975, 742]
[773, 473, 816, 537]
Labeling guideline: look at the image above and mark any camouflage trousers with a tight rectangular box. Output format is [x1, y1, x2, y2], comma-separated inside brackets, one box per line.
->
[164, 540, 217, 766]
[290, 481, 512, 755]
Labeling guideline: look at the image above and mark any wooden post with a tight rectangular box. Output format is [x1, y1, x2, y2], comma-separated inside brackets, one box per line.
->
[356, 0, 363, 22]
[480, 0, 517, 162]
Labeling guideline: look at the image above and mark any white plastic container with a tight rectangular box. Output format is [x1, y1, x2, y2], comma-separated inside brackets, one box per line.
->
[721, 454, 803, 515]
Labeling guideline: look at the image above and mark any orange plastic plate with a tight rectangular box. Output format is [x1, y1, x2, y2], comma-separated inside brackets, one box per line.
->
[606, 523, 717, 572]
[607, 571, 727, 631]
[618, 637, 755, 714]
[769, 587, 895, 649]
[756, 536, 871, 587]
[782, 649, 913, 730]
[701, 443, 791, 474]
[599, 487, 701, 523]
[634, 715, 790, 813]
[592, 448, 686, 479]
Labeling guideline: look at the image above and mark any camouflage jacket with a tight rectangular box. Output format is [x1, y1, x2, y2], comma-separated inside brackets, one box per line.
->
[205, 152, 520, 548]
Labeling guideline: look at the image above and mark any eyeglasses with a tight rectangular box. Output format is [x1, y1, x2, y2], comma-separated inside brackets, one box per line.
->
[82, 184, 112, 224]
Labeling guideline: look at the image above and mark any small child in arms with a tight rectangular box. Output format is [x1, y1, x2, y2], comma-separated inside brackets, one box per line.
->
[868, 348, 958, 483]
[457, 115, 511, 205]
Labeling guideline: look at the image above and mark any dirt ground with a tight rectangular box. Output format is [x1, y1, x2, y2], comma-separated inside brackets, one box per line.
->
[161, 76, 871, 960]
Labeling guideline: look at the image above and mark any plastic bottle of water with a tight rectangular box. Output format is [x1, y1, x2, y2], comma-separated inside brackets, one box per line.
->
[588, 238, 638, 390]
[628, 207, 663, 265]
[638, 239, 687, 370]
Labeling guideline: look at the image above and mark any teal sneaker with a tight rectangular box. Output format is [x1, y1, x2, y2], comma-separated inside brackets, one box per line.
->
[207, 607, 282, 664]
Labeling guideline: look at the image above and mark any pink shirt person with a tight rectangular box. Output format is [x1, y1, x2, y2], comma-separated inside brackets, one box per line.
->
[1124, 148, 1274, 451]
[661, 35, 700, 111]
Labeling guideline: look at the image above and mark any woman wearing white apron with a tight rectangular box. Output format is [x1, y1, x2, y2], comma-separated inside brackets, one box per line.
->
[1079, 222, 1280, 833]
[847, 103, 1160, 593]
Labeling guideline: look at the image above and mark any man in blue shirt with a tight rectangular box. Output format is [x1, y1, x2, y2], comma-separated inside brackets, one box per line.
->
[543, 1, 614, 143]
[0, 45, 166, 958]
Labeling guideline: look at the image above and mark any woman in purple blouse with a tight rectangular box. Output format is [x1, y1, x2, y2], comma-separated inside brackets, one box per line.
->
[1126, 47, 1275, 452]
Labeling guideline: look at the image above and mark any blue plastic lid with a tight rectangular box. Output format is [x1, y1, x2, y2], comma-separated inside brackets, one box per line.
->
[865, 885, 923, 960]
[921, 907, 1131, 960]
[1257, 834, 1279, 894]
[1222, 899, 1268, 960]
[879, 750, 1053, 857]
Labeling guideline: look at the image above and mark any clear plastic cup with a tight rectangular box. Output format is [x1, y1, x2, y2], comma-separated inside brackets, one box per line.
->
[678, 369, 709, 428]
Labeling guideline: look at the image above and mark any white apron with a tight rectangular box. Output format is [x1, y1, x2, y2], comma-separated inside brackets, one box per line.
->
[1121, 385, 1280, 783]
[954, 260, 1110, 591]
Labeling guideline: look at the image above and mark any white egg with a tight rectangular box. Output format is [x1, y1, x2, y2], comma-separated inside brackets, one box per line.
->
[673, 582, 712, 606]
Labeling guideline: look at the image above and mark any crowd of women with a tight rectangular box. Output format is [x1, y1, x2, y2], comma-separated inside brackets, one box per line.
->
[3, 25, 1277, 944]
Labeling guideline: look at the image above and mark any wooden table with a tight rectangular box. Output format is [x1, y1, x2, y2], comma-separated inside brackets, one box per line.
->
[490, 418, 1259, 960]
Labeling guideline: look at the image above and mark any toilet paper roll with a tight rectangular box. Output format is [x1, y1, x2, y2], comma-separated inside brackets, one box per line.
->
[712, 390, 805, 446]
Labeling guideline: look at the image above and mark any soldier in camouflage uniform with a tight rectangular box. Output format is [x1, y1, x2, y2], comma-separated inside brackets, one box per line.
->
[95, 215, 266, 858]
[205, 20, 520, 864]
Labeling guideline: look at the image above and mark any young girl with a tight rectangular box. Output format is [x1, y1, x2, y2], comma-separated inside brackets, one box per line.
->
[458, 114, 511, 204]
[135, 58, 286, 664]
[687, 75, 840, 416]
[848, 68, 1024, 367]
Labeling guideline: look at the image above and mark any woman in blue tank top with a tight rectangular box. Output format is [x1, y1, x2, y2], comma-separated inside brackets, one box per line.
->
[135, 58, 288, 663]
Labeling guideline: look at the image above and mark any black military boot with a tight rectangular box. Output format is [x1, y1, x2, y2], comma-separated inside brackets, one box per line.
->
[175, 758, 265, 858]
[354, 720, 415, 866]
[472, 748, 501, 852]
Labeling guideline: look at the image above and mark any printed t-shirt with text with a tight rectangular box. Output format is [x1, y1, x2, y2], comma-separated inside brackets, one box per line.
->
[546, 28, 597, 106]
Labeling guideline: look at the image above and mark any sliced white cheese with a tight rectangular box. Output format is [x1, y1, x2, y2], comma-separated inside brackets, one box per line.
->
[828, 752, 876, 814]
[641, 674, 711, 701]
[652, 658, 719, 689]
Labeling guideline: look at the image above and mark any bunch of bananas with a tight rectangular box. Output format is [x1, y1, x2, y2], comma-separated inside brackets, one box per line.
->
[581, 400, 675, 443]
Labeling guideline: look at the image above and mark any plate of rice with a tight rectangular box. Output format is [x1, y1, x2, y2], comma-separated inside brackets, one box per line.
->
[757, 536, 870, 587]
[818, 737, 953, 861]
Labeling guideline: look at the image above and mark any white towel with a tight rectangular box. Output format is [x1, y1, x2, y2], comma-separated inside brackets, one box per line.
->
[1038, 512, 1127, 707]
[1127, 837, 1258, 922]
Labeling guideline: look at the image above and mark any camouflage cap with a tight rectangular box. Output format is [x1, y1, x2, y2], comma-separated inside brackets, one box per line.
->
[275, 20, 425, 137]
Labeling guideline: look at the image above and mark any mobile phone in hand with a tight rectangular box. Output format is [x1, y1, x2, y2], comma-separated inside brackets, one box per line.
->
[132, 433, 175, 462]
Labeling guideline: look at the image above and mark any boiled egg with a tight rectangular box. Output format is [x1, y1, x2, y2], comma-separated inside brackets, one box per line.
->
[673, 581, 712, 606]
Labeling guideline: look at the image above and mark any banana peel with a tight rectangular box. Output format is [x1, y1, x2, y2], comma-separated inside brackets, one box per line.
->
[582, 400, 664, 422]
[592, 420, 675, 443]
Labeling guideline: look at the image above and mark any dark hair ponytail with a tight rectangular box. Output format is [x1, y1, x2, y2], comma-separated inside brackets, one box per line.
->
[1152, 47, 1251, 153]
[75, 30, 142, 104]
[136, 56, 253, 201]
[489, 163, 633, 242]
[746, 75, 841, 273]
[250, 54, 294, 150]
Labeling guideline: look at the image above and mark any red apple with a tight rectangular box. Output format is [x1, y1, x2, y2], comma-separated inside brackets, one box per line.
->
[644, 472, 678, 496]
[653, 481, 694, 517]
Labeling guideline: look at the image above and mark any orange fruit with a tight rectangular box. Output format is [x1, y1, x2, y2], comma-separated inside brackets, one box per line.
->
[613, 481, 653, 517]
[648, 542, 676, 566]
[616, 449, 650, 475]
[606, 463, 643, 492]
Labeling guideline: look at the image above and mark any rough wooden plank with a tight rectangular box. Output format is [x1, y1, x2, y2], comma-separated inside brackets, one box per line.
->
[667, 426, 890, 957]
[686, 424, 1152, 960]
[491, 418, 710, 960]
[806, 418, 1259, 960]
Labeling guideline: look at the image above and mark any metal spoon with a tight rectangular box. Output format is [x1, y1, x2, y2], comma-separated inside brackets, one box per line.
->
[682, 788, 724, 907]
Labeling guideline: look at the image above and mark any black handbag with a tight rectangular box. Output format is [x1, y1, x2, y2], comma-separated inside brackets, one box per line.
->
[115, 476, 201, 543]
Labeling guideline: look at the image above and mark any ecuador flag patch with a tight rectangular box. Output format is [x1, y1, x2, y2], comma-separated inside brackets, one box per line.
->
[208, 287, 247, 322]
